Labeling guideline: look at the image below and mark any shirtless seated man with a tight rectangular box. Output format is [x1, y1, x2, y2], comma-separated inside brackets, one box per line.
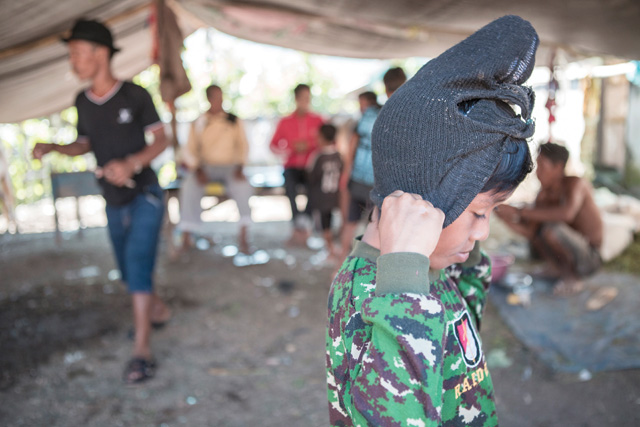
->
[496, 142, 603, 295]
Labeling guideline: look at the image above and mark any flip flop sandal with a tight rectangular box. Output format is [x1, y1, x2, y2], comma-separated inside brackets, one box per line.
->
[123, 357, 156, 385]
[586, 287, 619, 311]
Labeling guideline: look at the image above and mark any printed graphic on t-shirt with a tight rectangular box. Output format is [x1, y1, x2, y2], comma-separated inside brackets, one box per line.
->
[321, 161, 341, 193]
[117, 108, 133, 124]
[453, 311, 482, 368]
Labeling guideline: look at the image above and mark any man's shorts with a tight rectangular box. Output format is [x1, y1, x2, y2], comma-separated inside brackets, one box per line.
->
[347, 180, 373, 223]
[105, 185, 164, 293]
[318, 210, 333, 231]
[538, 222, 602, 277]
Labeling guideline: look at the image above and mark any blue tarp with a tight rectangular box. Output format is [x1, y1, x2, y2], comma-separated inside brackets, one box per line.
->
[489, 272, 640, 373]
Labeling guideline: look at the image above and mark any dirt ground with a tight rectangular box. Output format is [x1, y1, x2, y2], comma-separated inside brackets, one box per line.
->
[1, 200, 639, 426]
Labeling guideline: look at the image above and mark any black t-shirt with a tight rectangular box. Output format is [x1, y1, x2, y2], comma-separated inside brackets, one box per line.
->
[307, 149, 343, 213]
[76, 81, 161, 205]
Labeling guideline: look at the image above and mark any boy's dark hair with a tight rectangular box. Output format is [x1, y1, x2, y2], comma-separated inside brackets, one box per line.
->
[383, 67, 407, 94]
[538, 142, 569, 166]
[294, 84, 311, 97]
[359, 91, 380, 108]
[206, 84, 222, 99]
[319, 124, 337, 143]
[481, 139, 533, 194]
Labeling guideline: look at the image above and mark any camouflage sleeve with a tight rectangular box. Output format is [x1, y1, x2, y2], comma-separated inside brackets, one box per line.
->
[348, 253, 448, 426]
[456, 243, 492, 330]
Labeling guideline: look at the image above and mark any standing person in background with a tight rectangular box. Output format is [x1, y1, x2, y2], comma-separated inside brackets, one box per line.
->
[337, 69, 406, 259]
[270, 84, 324, 245]
[307, 124, 343, 259]
[178, 85, 253, 254]
[382, 66, 407, 98]
[32, 19, 171, 384]
[339, 91, 381, 260]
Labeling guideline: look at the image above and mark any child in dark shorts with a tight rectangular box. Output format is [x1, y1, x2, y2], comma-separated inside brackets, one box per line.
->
[307, 124, 343, 258]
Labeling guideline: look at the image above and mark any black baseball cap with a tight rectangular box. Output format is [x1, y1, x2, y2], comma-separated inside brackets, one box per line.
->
[62, 19, 120, 54]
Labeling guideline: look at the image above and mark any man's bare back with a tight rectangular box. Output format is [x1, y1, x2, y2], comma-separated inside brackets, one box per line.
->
[535, 175, 602, 248]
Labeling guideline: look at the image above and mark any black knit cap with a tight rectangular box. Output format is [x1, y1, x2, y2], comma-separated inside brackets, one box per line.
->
[370, 15, 538, 227]
[62, 19, 120, 54]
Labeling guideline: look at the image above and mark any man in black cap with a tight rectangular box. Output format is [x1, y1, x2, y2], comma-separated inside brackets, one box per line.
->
[33, 19, 171, 384]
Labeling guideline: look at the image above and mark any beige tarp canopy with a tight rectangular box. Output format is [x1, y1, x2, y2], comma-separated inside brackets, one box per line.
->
[1, 0, 640, 124]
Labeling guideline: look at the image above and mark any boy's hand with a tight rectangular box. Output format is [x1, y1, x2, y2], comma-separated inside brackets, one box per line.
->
[102, 159, 135, 187]
[32, 143, 54, 160]
[378, 190, 444, 257]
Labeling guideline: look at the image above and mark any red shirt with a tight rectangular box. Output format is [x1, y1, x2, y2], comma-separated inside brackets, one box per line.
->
[270, 111, 324, 169]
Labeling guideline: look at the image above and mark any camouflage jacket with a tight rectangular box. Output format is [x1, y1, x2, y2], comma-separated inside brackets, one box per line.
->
[326, 238, 497, 426]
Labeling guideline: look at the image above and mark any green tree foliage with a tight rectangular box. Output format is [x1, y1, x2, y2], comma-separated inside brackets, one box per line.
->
[0, 111, 94, 205]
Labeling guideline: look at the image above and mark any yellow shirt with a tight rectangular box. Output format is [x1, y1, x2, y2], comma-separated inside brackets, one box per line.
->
[186, 111, 249, 168]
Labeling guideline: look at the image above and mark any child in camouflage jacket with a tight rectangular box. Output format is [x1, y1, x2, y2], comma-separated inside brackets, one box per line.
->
[326, 15, 539, 426]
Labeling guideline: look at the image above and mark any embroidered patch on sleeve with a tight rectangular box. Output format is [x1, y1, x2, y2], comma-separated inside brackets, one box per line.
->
[453, 311, 482, 368]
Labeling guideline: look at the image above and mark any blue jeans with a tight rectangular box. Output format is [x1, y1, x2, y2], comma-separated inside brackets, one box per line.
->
[105, 185, 164, 293]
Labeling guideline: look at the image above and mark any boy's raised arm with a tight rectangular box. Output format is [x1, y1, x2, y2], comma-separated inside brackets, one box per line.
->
[334, 190, 448, 425]
[378, 191, 444, 258]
